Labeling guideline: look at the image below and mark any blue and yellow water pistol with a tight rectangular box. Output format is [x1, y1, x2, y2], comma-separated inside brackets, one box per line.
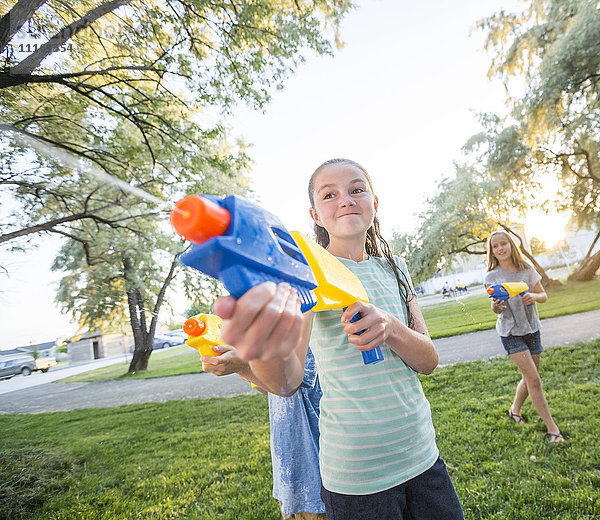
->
[170, 194, 383, 365]
[486, 282, 529, 302]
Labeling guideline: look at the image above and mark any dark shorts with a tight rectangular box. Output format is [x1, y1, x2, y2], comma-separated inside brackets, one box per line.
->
[320, 457, 464, 520]
[500, 330, 543, 356]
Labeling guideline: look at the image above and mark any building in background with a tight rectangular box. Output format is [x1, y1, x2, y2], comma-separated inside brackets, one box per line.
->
[67, 332, 133, 364]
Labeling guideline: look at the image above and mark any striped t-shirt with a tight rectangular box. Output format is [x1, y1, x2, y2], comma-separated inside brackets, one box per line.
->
[310, 255, 439, 495]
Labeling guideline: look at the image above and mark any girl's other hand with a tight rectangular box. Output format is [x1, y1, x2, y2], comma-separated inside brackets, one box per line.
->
[341, 301, 391, 352]
[520, 292, 537, 305]
[200, 345, 247, 376]
[214, 282, 304, 361]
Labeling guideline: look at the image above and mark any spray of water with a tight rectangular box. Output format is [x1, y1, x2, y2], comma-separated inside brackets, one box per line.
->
[0, 123, 183, 214]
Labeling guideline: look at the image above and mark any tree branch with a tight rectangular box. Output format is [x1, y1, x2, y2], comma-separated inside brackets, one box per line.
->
[10, 0, 132, 75]
[0, 0, 47, 53]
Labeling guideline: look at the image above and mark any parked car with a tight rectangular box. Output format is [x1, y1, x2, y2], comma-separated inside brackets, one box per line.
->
[153, 334, 185, 349]
[0, 355, 57, 379]
[164, 330, 188, 342]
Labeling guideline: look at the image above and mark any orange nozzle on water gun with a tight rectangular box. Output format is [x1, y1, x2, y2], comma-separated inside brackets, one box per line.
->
[183, 316, 206, 337]
[170, 195, 231, 244]
[184, 314, 225, 357]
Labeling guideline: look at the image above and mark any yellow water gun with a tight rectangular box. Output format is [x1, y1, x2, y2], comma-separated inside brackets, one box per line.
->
[183, 313, 225, 357]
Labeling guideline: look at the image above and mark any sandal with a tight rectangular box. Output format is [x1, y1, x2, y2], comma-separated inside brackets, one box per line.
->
[545, 432, 565, 444]
[508, 408, 526, 424]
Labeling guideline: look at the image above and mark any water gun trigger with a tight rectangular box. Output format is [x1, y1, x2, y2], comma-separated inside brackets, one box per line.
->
[291, 231, 383, 366]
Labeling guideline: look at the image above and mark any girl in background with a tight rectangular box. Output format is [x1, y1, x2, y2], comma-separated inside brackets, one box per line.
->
[215, 158, 464, 519]
[484, 230, 564, 443]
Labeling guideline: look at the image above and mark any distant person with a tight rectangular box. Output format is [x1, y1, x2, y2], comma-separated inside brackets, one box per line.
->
[484, 230, 564, 443]
[201, 345, 326, 519]
[442, 281, 452, 298]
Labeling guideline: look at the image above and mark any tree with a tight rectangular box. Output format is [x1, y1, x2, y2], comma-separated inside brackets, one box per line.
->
[478, 0, 600, 280]
[391, 161, 558, 287]
[1, 0, 352, 372]
[1, 0, 351, 248]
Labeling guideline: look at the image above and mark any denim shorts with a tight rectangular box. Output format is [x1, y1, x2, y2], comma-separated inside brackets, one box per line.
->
[320, 457, 464, 520]
[500, 330, 543, 356]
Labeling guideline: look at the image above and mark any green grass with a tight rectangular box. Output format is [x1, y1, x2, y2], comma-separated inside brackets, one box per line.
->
[1, 339, 599, 519]
[59, 346, 203, 383]
[422, 278, 600, 339]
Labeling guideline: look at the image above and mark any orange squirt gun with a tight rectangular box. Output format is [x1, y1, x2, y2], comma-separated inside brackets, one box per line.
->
[183, 313, 226, 357]
[184, 313, 260, 389]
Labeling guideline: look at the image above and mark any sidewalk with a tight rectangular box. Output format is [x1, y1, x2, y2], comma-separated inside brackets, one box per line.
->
[1, 309, 599, 414]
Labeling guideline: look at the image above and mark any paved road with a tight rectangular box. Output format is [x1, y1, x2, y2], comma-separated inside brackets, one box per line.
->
[1, 309, 599, 415]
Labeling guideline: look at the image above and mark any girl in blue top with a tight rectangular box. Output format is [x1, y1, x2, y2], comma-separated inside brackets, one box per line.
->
[484, 230, 564, 443]
[215, 158, 464, 519]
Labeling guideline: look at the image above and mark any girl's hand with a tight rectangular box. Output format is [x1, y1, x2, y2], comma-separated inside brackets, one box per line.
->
[341, 301, 391, 352]
[201, 345, 248, 376]
[491, 298, 506, 313]
[214, 282, 304, 362]
[520, 292, 537, 305]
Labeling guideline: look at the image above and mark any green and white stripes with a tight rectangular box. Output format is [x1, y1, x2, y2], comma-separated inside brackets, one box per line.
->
[311, 256, 439, 495]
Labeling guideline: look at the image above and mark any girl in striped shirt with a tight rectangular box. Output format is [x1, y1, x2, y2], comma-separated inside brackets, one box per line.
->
[216, 158, 464, 520]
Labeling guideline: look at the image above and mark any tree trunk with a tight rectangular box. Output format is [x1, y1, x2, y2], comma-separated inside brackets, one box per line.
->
[568, 249, 600, 282]
[123, 256, 153, 373]
[124, 255, 179, 373]
[520, 246, 562, 288]
[498, 223, 561, 288]
[128, 339, 153, 373]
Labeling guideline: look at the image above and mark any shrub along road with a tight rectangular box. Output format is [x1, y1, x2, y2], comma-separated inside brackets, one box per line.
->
[1, 308, 599, 415]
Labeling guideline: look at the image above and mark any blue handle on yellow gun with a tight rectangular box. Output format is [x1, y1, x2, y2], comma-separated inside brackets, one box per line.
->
[291, 231, 384, 365]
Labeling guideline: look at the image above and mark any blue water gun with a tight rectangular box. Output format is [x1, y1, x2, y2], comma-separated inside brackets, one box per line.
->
[486, 282, 529, 302]
[170, 194, 318, 312]
[170, 194, 383, 364]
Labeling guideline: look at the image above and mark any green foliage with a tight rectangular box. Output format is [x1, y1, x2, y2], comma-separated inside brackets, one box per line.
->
[401, 0, 600, 283]
[529, 237, 548, 255]
[390, 164, 510, 283]
[477, 0, 600, 242]
[1, 340, 599, 519]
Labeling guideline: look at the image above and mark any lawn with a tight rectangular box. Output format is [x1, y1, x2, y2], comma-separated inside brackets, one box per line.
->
[59, 346, 203, 383]
[421, 278, 600, 339]
[1, 339, 599, 520]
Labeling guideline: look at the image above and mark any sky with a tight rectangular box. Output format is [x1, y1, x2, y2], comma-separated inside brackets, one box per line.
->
[1, 0, 559, 350]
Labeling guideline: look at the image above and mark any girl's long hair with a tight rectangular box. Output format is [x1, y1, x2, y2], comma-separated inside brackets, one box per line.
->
[486, 230, 530, 272]
[308, 158, 415, 328]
